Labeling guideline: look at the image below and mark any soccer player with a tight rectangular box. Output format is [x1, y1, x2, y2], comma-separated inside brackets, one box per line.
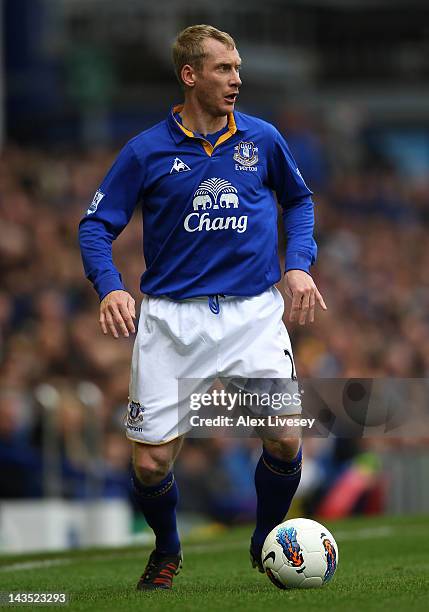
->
[79, 24, 326, 590]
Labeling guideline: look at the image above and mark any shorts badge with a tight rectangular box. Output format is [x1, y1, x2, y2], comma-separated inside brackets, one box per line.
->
[126, 400, 145, 428]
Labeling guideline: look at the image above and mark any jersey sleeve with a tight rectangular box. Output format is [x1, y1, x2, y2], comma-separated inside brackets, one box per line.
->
[78, 143, 144, 301]
[267, 127, 317, 274]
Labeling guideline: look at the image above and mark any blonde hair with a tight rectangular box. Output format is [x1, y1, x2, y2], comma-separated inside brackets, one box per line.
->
[172, 24, 236, 86]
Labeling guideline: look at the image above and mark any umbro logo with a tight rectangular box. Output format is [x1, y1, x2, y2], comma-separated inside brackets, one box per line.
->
[170, 157, 191, 174]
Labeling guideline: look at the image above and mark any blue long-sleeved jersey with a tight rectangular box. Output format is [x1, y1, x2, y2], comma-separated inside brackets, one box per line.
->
[79, 106, 317, 301]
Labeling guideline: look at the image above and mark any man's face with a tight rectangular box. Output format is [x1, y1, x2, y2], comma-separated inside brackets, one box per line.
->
[191, 38, 242, 117]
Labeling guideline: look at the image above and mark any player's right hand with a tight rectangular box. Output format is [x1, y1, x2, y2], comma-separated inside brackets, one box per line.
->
[99, 290, 136, 338]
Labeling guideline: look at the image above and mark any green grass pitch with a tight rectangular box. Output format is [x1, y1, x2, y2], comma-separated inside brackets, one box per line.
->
[0, 515, 428, 611]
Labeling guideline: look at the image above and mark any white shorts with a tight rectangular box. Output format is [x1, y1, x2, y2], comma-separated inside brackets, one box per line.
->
[126, 287, 299, 445]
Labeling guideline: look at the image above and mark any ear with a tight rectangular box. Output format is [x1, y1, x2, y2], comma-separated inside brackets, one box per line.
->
[181, 64, 196, 88]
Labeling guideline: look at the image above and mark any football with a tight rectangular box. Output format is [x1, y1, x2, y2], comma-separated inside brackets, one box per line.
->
[261, 518, 339, 589]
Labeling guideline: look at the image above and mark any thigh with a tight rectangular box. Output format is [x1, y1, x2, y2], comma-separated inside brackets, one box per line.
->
[221, 288, 300, 416]
[221, 287, 296, 380]
[126, 296, 217, 444]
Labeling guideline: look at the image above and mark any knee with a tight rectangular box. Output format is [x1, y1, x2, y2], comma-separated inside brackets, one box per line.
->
[263, 437, 301, 462]
[133, 452, 172, 486]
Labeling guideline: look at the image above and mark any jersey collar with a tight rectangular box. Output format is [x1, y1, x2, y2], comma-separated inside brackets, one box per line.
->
[168, 104, 247, 156]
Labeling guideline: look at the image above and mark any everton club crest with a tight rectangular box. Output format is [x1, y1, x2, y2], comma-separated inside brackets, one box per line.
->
[233, 141, 259, 169]
[126, 400, 145, 429]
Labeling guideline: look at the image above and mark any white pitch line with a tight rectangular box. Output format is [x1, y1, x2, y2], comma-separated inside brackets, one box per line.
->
[0, 540, 248, 573]
[0, 558, 72, 573]
[335, 526, 394, 541]
[0, 524, 409, 573]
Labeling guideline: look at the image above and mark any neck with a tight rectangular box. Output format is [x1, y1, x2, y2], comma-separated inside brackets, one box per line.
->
[179, 100, 228, 136]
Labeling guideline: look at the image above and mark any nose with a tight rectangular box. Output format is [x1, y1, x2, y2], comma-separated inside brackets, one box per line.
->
[232, 68, 242, 87]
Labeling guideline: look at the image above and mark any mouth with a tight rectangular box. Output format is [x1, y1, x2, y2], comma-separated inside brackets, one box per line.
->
[224, 93, 238, 104]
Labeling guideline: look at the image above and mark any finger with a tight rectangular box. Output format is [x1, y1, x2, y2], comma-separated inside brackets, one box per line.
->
[128, 297, 136, 319]
[284, 281, 293, 300]
[109, 305, 130, 337]
[289, 293, 303, 322]
[99, 310, 108, 335]
[299, 291, 310, 325]
[315, 288, 327, 310]
[118, 301, 136, 334]
[309, 291, 316, 323]
[105, 310, 119, 339]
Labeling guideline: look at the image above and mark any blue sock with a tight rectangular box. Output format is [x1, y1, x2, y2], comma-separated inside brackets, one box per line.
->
[131, 470, 181, 555]
[252, 445, 302, 556]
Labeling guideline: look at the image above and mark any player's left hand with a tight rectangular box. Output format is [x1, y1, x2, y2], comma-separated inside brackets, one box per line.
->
[284, 269, 327, 325]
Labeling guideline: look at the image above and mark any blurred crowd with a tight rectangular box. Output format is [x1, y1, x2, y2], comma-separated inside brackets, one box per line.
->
[1, 110, 428, 521]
